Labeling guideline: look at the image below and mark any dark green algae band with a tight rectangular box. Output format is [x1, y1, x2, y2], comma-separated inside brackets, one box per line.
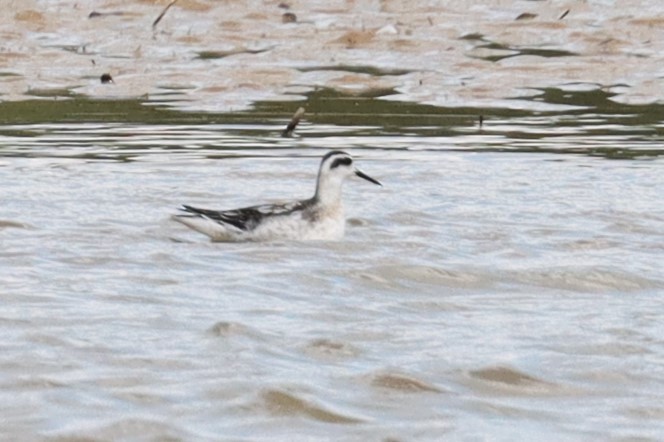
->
[0, 87, 662, 159]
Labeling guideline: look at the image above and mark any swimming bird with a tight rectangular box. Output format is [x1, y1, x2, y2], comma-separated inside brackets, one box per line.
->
[172, 150, 382, 242]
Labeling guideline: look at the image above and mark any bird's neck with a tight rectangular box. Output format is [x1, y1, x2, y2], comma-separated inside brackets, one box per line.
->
[314, 176, 344, 207]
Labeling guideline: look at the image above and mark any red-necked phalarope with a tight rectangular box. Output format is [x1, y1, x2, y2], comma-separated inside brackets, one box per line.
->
[172, 150, 382, 242]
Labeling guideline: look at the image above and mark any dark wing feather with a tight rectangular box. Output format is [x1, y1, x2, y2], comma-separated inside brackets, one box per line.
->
[180, 205, 260, 230]
[181, 200, 309, 231]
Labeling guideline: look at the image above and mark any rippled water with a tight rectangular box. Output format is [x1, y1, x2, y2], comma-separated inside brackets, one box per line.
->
[2, 0, 664, 439]
[1, 94, 663, 440]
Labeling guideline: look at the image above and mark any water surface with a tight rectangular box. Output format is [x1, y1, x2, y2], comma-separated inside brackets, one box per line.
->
[1, 0, 664, 440]
[1, 91, 663, 440]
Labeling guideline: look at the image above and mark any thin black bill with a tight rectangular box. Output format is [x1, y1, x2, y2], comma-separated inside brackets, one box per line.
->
[355, 169, 382, 186]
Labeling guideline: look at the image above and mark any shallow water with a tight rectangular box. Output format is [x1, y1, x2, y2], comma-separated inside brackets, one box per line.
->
[4, 0, 664, 111]
[2, 1, 664, 440]
[1, 96, 663, 440]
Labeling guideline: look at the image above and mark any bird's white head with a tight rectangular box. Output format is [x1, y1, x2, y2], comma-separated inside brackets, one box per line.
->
[314, 150, 382, 205]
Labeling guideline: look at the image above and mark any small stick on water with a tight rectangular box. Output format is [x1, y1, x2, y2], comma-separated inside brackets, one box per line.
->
[281, 107, 305, 137]
[153, 0, 179, 29]
[89, 11, 126, 19]
[559, 9, 570, 20]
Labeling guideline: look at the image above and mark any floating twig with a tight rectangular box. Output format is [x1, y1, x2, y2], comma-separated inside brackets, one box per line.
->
[515, 12, 537, 21]
[153, 0, 179, 29]
[281, 107, 305, 137]
[559, 9, 570, 20]
[89, 11, 126, 19]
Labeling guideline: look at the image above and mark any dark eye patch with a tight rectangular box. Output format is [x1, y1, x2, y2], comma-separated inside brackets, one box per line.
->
[330, 156, 352, 169]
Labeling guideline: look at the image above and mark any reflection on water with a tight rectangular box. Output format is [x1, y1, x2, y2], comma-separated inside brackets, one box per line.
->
[1, 86, 663, 161]
[1, 91, 662, 439]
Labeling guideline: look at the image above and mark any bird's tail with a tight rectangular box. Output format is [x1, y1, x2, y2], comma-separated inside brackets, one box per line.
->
[171, 212, 235, 241]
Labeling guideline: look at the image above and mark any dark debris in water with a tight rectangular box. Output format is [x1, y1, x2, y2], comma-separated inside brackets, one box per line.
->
[281, 107, 305, 137]
[459, 32, 485, 41]
[515, 12, 538, 20]
[282, 12, 297, 23]
[88, 11, 127, 19]
[152, 0, 179, 29]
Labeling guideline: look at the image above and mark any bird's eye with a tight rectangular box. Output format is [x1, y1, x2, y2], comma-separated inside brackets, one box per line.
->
[330, 157, 352, 169]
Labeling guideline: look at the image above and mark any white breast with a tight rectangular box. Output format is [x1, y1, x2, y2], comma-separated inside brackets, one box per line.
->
[249, 204, 345, 241]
